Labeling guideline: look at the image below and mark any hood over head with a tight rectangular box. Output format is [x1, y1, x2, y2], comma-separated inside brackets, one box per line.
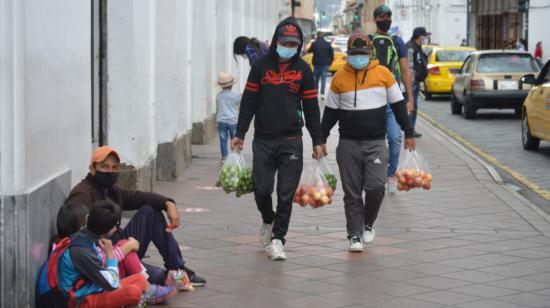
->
[269, 17, 304, 61]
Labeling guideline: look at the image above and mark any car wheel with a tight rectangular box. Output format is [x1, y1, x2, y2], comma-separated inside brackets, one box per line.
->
[423, 82, 432, 100]
[450, 91, 462, 115]
[463, 95, 476, 119]
[522, 112, 540, 150]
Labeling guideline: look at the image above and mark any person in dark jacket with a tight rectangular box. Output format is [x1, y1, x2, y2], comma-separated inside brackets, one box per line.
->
[231, 17, 324, 261]
[406, 27, 430, 138]
[66, 146, 206, 289]
[308, 31, 334, 99]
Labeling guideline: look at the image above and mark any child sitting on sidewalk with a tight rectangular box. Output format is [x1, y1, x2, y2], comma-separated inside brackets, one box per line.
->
[216, 72, 241, 163]
[53, 202, 193, 292]
[45, 201, 178, 307]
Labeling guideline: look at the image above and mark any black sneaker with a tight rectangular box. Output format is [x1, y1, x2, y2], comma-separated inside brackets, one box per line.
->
[185, 267, 206, 287]
[413, 132, 422, 138]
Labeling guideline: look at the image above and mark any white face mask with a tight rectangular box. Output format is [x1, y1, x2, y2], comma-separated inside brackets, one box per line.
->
[422, 37, 429, 45]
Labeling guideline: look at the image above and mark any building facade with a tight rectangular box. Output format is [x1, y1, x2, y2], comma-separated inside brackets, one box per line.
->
[0, 0, 284, 306]
[468, 0, 526, 49]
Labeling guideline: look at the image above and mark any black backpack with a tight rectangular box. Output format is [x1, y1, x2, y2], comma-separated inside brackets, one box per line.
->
[369, 33, 401, 78]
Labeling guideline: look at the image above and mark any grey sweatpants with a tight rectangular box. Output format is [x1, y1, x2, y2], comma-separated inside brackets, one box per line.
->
[336, 139, 388, 238]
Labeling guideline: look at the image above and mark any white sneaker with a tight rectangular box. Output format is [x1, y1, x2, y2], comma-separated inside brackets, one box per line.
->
[259, 223, 273, 246]
[388, 177, 397, 195]
[363, 226, 375, 244]
[321, 94, 326, 100]
[267, 239, 287, 260]
[348, 236, 364, 252]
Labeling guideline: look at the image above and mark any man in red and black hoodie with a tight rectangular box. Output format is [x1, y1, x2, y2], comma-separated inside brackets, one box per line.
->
[232, 17, 323, 261]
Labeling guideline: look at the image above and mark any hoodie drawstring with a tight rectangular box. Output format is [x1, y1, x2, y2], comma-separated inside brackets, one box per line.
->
[354, 70, 358, 108]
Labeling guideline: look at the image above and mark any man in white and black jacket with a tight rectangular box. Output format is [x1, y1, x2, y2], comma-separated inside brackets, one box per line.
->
[231, 17, 324, 261]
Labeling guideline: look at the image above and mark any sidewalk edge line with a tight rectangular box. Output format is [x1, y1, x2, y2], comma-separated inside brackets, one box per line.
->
[418, 111, 550, 201]
[418, 112, 550, 224]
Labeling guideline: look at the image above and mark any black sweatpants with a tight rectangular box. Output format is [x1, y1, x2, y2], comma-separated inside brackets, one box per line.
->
[252, 137, 303, 245]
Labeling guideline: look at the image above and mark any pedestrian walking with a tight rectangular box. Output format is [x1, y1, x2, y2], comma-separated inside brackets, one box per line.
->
[406, 27, 430, 138]
[233, 36, 270, 66]
[535, 41, 543, 68]
[231, 17, 324, 261]
[216, 72, 241, 163]
[321, 32, 415, 252]
[369, 4, 415, 195]
[307, 31, 334, 99]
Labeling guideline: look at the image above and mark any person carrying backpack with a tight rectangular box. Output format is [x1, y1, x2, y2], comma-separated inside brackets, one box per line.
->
[369, 5, 416, 196]
[37, 200, 178, 307]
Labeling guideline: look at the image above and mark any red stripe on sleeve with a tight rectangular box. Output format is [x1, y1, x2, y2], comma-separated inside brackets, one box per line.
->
[303, 89, 317, 94]
[245, 86, 259, 92]
[302, 94, 318, 99]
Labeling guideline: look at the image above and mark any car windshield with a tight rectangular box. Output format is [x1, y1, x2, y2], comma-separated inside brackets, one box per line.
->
[435, 50, 471, 62]
[477, 54, 539, 73]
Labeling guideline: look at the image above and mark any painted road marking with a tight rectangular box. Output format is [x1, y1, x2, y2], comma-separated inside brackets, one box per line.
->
[419, 111, 550, 201]
[179, 208, 211, 213]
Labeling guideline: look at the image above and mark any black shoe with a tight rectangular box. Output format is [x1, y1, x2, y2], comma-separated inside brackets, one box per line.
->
[184, 267, 206, 287]
[413, 132, 422, 138]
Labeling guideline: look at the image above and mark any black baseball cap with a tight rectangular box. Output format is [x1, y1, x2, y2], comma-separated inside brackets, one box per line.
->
[373, 5, 392, 18]
[277, 23, 301, 44]
[412, 27, 431, 39]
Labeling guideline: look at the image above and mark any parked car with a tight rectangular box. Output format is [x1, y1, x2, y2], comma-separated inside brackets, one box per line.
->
[302, 45, 347, 74]
[520, 59, 550, 150]
[421, 46, 476, 99]
[451, 50, 540, 119]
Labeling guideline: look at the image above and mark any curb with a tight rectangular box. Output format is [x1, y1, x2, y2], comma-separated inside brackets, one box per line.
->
[418, 110, 550, 201]
[418, 113, 550, 224]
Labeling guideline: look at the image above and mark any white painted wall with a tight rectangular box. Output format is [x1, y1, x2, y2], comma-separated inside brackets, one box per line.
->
[0, 0, 91, 193]
[1, 0, 286, 192]
[107, 0, 157, 166]
[528, 0, 550, 63]
[388, 0, 467, 46]
[154, 0, 285, 147]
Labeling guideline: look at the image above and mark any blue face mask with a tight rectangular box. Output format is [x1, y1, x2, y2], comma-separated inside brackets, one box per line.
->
[277, 44, 298, 59]
[348, 55, 370, 70]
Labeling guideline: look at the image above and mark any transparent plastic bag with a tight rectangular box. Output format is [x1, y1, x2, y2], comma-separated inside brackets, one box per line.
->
[293, 160, 335, 208]
[217, 153, 253, 197]
[318, 157, 337, 190]
[395, 150, 433, 191]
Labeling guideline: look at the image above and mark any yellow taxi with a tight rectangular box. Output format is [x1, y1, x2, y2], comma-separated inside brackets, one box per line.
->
[521, 59, 550, 150]
[302, 44, 347, 74]
[422, 46, 476, 99]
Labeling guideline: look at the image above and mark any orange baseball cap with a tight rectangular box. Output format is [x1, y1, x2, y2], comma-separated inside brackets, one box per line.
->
[90, 146, 120, 165]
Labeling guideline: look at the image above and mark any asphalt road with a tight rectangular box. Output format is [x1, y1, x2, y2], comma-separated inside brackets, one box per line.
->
[418, 94, 550, 213]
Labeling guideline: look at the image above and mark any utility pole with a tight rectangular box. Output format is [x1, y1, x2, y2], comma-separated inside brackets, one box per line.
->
[291, 0, 301, 17]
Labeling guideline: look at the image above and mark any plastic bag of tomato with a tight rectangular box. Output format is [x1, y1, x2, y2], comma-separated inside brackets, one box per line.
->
[395, 150, 433, 191]
[293, 158, 337, 208]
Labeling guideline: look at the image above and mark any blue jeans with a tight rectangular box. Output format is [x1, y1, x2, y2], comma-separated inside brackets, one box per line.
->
[409, 83, 420, 131]
[386, 104, 402, 177]
[314, 65, 330, 95]
[218, 122, 237, 160]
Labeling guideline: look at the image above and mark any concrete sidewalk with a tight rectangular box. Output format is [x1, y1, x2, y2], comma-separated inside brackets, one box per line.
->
[148, 119, 550, 308]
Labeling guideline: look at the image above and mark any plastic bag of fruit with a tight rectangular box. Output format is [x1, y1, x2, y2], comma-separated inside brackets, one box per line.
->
[318, 157, 337, 190]
[217, 153, 253, 197]
[293, 161, 335, 208]
[395, 150, 432, 191]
